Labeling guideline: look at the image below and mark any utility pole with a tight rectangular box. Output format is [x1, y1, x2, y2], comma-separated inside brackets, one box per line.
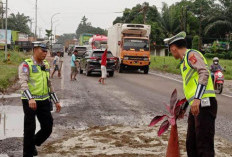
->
[50, 13, 60, 49]
[1, 3, 3, 29]
[29, 20, 33, 33]
[141, 4, 148, 24]
[4, 0, 7, 60]
[0, 0, 3, 29]
[185, 6, 188, 33]
[39, 27, 42, 38]
[35, 0, 37, 40]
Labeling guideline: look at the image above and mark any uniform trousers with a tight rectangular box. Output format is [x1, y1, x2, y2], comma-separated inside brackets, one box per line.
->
[22, 99, 53, 157]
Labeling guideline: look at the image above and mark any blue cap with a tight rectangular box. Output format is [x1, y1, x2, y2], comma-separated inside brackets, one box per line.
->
[32, 41, 48, 51]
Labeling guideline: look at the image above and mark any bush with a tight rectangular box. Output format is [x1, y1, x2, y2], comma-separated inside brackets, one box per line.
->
[204, 53, 215, 58]
[204, 52, 232, 60]
[150, 56, 232, 80]
[0, 51, 29, 91]
[192, 35, 199, 49]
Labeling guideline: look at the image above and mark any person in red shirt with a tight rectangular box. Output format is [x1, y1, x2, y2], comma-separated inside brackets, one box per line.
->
[99, 49, 107, 85]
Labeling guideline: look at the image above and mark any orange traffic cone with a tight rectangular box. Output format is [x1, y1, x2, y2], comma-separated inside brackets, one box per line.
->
[166, 124, 180, 157]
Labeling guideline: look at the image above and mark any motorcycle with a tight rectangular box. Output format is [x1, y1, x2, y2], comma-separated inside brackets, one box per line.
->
[213, 70, 224, 94]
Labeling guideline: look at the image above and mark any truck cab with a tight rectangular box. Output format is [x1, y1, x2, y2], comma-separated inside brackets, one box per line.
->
[89, 35, 108, 50]
[108, 23, 151, 74]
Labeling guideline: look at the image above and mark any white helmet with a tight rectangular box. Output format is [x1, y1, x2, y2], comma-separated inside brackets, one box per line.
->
[213, 57, 219, 62]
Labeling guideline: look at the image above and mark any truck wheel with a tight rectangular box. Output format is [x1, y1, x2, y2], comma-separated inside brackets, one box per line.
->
[109, 71, 114, 77]
[144, 66, 149, 74]
[119, 64, 124, 73]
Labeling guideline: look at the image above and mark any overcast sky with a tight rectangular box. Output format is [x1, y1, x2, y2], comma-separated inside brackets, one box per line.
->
[8, 0, 180, 37]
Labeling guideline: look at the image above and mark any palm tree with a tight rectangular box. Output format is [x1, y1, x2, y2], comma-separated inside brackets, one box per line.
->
[7, 12, 31, 34]
[159, 2, 181, 37]
[204, 1, 232, 36]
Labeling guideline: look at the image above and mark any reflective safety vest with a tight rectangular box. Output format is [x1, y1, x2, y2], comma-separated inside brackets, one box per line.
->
[180, 49, 215, 105]
[21, 59, 50, 100]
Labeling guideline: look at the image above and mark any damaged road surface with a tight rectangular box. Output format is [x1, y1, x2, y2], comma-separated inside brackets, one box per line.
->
[1, 54, 232, 157]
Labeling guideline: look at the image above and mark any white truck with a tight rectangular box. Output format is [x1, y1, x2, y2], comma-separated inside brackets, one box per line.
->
[108, 23, 151, 74]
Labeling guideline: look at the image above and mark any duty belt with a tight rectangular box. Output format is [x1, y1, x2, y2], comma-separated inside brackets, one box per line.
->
[22, 94, 50, 99]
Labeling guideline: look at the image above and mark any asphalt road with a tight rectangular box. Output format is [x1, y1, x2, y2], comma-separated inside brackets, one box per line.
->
[53, 54, 232, 141]
[0, 53, 232, 156]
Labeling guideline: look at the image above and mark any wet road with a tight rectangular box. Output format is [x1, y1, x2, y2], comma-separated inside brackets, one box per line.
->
[53, 54, 232, 141]
[0, 53, 232, 156]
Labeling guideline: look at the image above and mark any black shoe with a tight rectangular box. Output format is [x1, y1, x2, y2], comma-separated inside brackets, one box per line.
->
[33, 146, 38, 156]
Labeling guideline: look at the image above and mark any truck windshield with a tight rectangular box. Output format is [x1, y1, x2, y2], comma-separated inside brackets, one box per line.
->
[123, 39, 149, 51]
[76, 47, 87, 51]
[93, 41, 107, 49]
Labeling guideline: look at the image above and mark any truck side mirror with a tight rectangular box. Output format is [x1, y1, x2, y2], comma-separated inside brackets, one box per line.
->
[118, 41, 121, 46]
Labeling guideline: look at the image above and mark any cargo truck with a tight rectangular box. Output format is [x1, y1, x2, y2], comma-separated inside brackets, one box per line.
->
[89, 34, 107, 50]
[79, 33, 93, 46]
[108, 23, 151, 74]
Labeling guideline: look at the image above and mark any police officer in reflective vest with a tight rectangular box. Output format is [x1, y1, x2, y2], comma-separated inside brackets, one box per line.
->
[164, 32, 217, 157]
[18, 41, 61, 157]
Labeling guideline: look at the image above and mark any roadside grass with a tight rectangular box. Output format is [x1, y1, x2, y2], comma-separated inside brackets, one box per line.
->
[150, 56, 232, 80]
[0, 51, 30, 91]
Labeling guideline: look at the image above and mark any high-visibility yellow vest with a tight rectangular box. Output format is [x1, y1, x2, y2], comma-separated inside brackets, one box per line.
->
[180, 49, 215, 105]
[21, 59, 50, 100]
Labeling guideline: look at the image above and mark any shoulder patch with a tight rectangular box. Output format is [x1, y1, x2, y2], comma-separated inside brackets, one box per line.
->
[189, 53, 197, 64]
[22, 63, 29, 73]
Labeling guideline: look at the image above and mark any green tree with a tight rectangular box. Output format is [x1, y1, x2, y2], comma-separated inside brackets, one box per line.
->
[45, 29, 52, 40]
[192, 35, 200, 49]
[204, 0, 232, 37]
[160, 2, 180, 37]
[6, 12, 32, 35]
[76, 16, 107, 38]
[57, 33, 76, 45]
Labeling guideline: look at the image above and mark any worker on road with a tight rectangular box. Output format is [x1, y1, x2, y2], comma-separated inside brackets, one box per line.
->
[51, 51, 63, 79]
[18, 41, 61, 157]
[98, 49, 107, 85]
[164, 32, 217, 157]
[70, 50, 78, 81]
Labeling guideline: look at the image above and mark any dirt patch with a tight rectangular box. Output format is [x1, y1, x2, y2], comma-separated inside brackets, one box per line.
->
[40, 125, 232, 157]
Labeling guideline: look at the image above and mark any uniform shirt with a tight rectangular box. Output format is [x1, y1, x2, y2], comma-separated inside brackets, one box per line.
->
[101, 49, 107, 66]
[71, 54, 76, 67]
[18, 57, 54, 93]
[187, 50, 209, 86]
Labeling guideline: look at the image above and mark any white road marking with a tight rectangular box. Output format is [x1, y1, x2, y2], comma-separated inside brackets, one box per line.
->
[221, 94, 232, 98]
[149, 72, 182, 83]
[149, 72, 232, 98]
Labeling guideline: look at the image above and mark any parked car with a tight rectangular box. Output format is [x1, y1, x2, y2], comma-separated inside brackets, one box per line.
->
[74, 46, 87, 58]
[79, 49, 116, 77]
[51, 43, 64, 57]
